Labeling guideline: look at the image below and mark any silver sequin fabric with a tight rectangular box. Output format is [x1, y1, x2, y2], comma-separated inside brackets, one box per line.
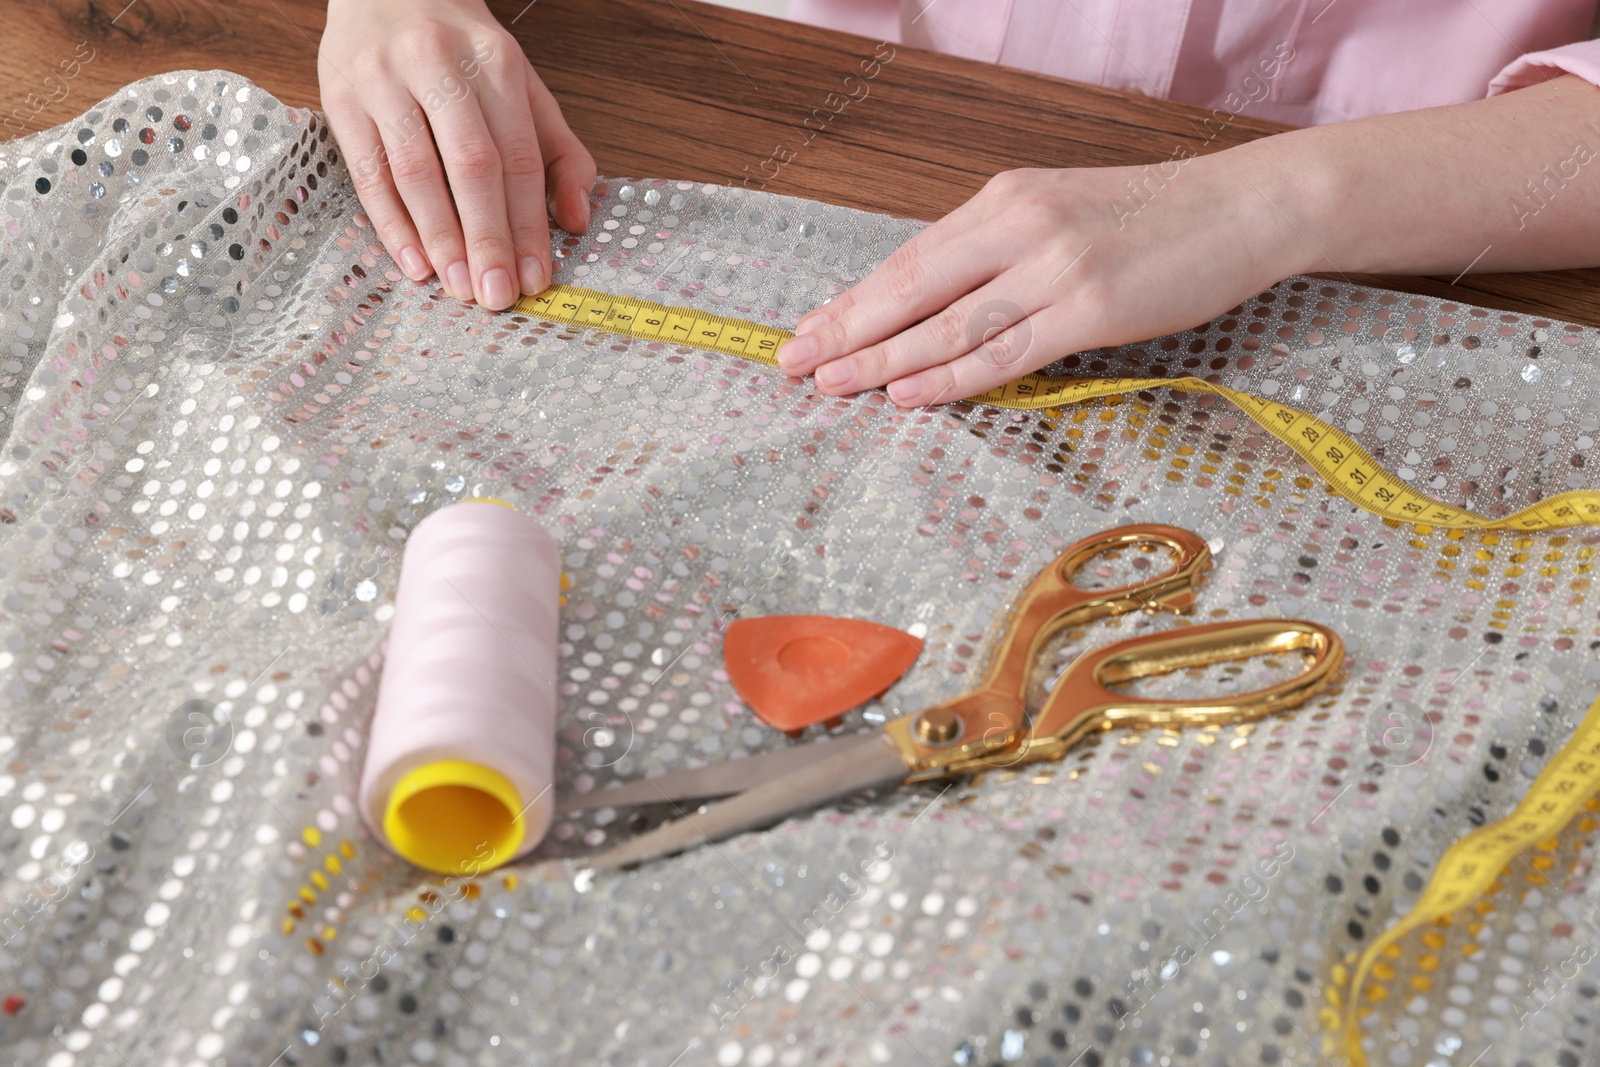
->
[2, 70, 1599, 1067]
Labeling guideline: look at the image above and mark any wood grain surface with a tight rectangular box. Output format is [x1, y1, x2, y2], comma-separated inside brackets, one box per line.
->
[3, 0, 1599, 326]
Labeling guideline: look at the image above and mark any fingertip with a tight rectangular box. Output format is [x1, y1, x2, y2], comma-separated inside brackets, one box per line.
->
[776, 333, 819, 373]
[444, 261, 473, 303]
[814, 357, 854, 393]
[480, 267, 516, 311]
[518, 256, 549, 296]
[575, 164, 598, 223]
[887, 376, 927, 407]
[551, 184, 590, 235]
[398, 245, 430, 282]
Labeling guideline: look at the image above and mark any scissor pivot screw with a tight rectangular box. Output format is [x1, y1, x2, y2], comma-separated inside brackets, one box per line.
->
[915, 708, 962, 745]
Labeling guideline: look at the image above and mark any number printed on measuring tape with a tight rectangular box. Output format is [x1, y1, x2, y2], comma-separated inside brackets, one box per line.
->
[514, 284, 1600, 534]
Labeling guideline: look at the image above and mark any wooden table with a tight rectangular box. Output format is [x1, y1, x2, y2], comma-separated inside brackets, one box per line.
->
[6, 0, 1599, 325]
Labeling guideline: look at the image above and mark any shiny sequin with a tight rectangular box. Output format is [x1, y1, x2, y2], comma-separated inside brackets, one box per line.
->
[0, 70, 1598, 1067]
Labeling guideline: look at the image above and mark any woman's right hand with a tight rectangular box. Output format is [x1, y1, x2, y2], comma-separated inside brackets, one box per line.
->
[318, 0, 595, 309]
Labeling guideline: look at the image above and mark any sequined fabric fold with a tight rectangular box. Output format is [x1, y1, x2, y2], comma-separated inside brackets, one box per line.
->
[2, 71, 1600, 1067]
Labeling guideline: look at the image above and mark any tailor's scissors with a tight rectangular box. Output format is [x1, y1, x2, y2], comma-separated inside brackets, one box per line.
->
[571, 524, 1343, 870]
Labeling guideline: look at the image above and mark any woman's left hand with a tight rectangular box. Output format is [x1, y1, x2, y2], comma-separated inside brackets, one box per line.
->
[776, 153, 1307, 406]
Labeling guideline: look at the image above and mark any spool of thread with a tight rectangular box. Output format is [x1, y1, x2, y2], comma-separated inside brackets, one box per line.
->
[358, 499, 559, 875]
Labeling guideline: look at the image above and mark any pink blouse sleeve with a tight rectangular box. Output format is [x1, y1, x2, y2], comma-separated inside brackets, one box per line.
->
[785, 0, 902, 43]
[1490, 38, 1600, 94]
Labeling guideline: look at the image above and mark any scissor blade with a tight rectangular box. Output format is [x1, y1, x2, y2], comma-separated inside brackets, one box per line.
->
[558, 733, 874, 813]
[582, 733, 910, 871]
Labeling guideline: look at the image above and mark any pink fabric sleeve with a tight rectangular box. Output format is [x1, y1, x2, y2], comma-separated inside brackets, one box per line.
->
[1490, 38, 1600, 94]
[785, 0, 902, 42]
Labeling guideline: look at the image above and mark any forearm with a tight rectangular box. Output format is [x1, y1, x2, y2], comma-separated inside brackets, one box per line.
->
[1234, 74, 1600, 278]
[782, 73, 1600, 405]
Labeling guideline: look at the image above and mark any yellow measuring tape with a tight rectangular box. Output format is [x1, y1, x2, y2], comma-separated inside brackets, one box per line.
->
[515, 283, 1600, 1062]
[518, 285, 1600, 532]
[1329, 724, 1600, 1061]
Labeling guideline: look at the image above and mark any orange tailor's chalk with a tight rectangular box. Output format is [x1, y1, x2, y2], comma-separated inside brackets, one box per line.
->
[723, 615, 923, 733]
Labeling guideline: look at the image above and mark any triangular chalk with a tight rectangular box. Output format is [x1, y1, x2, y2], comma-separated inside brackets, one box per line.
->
[724, 615, 924, 733]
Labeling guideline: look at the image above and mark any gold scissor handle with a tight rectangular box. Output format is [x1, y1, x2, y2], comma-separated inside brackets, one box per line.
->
[974, 523, 1212, 701]
[1006, 618, 1343, 767]
[885, 524, 1212, 774]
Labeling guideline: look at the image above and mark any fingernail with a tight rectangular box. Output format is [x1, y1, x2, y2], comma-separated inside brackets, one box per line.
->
[888, 377, 925, 406]
[398, 245, 429, 281]
[518, 257, 547, 295]
[794, 314, 826, 336]
[815, 357, 855, 392]
[574, 187, 593, 231]
[481, 268, 515, 310]
[445, 261, 472, 301]
[777, 334, 818, 372]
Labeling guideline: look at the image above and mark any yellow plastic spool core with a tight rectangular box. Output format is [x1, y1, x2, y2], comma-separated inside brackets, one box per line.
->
[383, 759, 525, 875]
